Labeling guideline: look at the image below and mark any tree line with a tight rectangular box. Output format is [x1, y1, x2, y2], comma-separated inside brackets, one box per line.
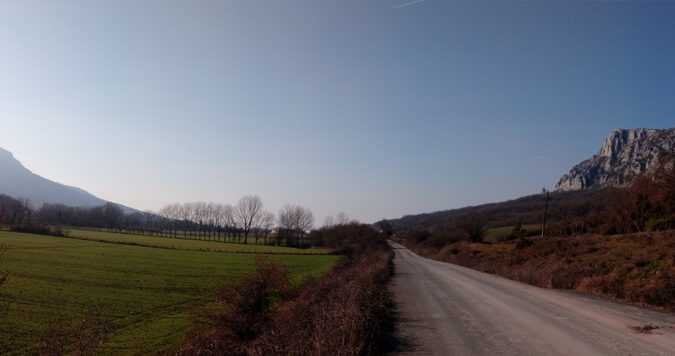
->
[0, 194, 336, 248]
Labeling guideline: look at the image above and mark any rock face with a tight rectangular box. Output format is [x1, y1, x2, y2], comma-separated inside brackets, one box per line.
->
[555, 128, 675, 191]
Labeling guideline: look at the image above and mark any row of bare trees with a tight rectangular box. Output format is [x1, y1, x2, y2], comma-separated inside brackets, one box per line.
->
[157, 196, 316, 247]
[322, 211, 353, 228]
[157, 196, 277, 244]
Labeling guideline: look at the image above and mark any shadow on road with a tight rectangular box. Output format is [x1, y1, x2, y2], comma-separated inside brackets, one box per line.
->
[381, 266, 418, 355]
[381, 305, 417, 354]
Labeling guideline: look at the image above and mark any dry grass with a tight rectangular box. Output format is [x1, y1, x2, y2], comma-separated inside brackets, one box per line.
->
[250, 246, 393, 356]
[399, 230, 675, 312]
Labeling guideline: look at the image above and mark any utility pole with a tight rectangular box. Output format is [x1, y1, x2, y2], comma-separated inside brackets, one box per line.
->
[541, 188, 549, 238]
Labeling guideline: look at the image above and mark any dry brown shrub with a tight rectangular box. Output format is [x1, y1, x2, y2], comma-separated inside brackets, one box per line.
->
[176, 254, 291, 356]
[248, 247, 393, 356]
[38, 308, 112, 356]
[178, 234, 394, 356]
[214, 254, 290, 340]
[400, 230, 675, 312]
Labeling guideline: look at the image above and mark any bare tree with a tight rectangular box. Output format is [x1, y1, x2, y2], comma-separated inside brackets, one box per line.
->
[456, 211, 488, 243]
[221, 204, 236, 242]
[100, 203, 123, 231]
[159, 203, 181, 237]
[278, 205, 314, 247]
[322, 215, 335, 228]
[206, 202, 220, 240]
[254, 210, 275, 245]
[212, 203, 231, 242]
[376, 219, 394, 238]
[335, 211, 350, 226]
[297, 208, 314, 233]
[235, 196, 264, 244]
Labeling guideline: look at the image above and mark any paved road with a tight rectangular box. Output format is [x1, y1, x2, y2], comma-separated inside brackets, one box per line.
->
[388, 241, 675, 355]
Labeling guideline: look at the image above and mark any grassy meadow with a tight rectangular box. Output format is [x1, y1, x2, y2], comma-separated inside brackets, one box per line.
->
[0, 231, 338, 355]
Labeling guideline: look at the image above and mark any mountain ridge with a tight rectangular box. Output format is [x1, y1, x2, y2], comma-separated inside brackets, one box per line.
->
[0, 146, 136, 212]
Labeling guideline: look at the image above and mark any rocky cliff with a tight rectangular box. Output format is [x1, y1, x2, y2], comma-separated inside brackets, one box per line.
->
[555, 128, 675, 191]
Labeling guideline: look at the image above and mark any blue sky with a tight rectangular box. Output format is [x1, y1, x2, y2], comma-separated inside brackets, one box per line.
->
[0, 1, 673, 223]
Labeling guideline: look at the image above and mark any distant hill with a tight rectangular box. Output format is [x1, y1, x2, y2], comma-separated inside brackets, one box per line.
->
[556, 128, 675, 191]
[387, 188, 609, 234]
[0, 146, 135, 212]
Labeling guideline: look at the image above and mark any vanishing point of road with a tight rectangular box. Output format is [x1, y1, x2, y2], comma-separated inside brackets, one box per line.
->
[388, 241, 675, 355]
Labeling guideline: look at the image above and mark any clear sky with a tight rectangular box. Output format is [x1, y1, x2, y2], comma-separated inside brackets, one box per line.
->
[0, 0, 673, 224]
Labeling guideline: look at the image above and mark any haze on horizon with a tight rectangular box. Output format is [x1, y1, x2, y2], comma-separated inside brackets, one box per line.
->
[1, 0, 673, 223]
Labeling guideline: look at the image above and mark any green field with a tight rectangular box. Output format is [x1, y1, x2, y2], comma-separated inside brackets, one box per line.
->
[0, 232, 338, 355]
[486, 224, 542, 237]
[68, 228, 330, 254]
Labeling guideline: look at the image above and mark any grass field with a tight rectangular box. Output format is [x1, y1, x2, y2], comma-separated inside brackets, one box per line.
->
[0, 231, 338, 355]
[68, 228, 330, 254]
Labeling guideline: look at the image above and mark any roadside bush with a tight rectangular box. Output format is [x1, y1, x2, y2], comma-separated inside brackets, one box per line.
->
[646, 216, 675, 231]
[507, 223, 525, 240]
[313, 223, 386, 254]
[515, 238, 533, 250]
[250, 247, 393, 356]
[39, 308, 112, 356]
[409, 229, 431, 243]
[178, 225, 394, 356]
[457, 212, 488, 243]
[212, 254, 290, 341]
[601, 222, 619, 235]
[427, 231, 462, 248]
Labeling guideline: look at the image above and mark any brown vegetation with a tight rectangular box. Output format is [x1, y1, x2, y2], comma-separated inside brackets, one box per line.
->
[396, 168, 675, 312]
[629, 325, 660, 334]
[456, 211, 488, 243]
[209, 254, 292, 342]
[177, 224, 393, 356]
[39, 308, 113, 356]
[399, 230, 675, 312]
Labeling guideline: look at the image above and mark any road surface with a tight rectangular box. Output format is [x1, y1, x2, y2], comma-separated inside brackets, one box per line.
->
[388, 241, 675, 355]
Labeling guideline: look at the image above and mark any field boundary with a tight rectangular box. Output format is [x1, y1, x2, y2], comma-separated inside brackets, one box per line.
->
[53, 232, 333, 256]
